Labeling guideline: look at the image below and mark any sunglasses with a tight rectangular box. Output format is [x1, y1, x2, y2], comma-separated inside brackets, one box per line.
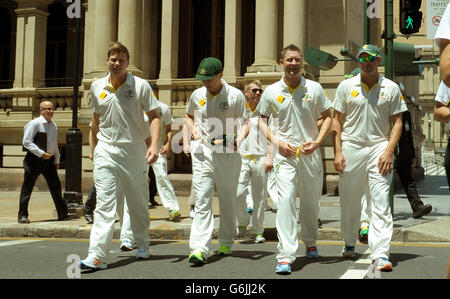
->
[250, 88, 263, 94]
[358, 56, 377, 63]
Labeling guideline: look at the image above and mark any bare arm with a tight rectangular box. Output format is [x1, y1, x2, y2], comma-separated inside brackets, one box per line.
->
[258, 115, 296, 157]
[440, 39, 450, 87]
[331, 110, 345, 173]
[434, 101, 450, 123]
[378, 113, 403, 176]
[301, 108, 332, 155]
[160, 124, 173, 155]
[145, 109, 161, 164]
[90, 113, 100, 159]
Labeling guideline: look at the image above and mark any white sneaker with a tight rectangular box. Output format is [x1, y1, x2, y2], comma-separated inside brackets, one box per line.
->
[254, 234, 265, 243]
[120, 240, 134, 251]
[79, 255, 107, 270]
[374, 257, 392, 272]
[136, 247, 150, 259]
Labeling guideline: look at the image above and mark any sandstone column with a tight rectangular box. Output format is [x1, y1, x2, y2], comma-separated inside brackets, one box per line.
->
[157, 0, 179, 105]
[247, 0, 280, 73]
[118, 0, 143, 76]
[223, 0, 241, 84]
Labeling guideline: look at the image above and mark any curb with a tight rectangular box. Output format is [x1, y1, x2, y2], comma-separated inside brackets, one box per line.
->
[1, 222, 448, 243]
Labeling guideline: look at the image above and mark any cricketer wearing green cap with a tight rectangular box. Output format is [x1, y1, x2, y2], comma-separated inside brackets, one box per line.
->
[331, 41, 407, 271]
[356, 44, 380, 59]
[185, 56, 250, 265]
[195, 57, 224, 81]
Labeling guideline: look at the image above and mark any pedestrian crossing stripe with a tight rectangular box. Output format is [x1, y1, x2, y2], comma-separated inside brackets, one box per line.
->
[199, 99, 206, 107]
[351, 90, 359, 98]
[276, 95, 285, 104]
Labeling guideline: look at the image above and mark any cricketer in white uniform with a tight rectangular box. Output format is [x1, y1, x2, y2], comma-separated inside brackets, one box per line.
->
[236, 80, 270, 243]
[332, 44, 407, 272]
[144, 101, 181, 221]
[257, 44, 332, 274]
[186, 57, 249, 265]
[80, 42, 161, 270]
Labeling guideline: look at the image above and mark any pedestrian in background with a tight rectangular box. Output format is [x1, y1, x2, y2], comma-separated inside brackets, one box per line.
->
[257, 44, 332, 274]
[332, 44, 407, 272]
[80, 42, 161, 270]
[145, 82, 181, 222]
[236, 79, 269, 243]
[19, 100, 75, 224]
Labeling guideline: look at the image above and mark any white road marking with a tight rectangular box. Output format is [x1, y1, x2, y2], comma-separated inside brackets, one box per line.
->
[339, 248, 372, 279]
[0, 240, 42, 247]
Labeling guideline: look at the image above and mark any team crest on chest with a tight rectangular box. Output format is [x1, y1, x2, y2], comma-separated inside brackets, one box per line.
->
[219, 102, 230, 111]
[124, 90, 136, 99]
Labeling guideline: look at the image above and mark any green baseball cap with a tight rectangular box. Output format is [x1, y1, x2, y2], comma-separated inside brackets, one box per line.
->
[356, 44, 380, 59]
[195, 57, 223, 80]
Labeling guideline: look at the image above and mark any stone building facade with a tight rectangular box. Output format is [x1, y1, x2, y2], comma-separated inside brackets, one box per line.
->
[0, 0, 446, 184]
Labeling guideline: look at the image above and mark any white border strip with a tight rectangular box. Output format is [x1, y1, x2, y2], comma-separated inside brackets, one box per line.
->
[0, 240, 42, 247]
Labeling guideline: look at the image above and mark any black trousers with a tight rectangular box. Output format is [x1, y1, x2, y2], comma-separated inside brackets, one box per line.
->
[84, 185, 97, 215]
[18, 153, 68, 219]
[148, 165, 157, 200]
[395, 157, 423, 211]
[445, 140, 450, 190]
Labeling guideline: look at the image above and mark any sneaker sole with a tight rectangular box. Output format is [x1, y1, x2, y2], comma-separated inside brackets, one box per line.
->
[79, 261, 107, 270]
[378, 264, 393, 272]
[120, 245, 133, 252]
[189, 254, 206, 265]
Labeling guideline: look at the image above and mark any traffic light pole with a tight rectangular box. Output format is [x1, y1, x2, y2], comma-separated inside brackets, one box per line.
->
[384, 0, 395, 216]
[63, 14, 83, 215]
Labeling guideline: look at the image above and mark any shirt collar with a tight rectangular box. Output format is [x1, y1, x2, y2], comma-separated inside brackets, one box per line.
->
[38, 115, 52, 125]
[279, 76, 306, 95]
[355, 73, 384, 92]
[104, 72, 133, 92]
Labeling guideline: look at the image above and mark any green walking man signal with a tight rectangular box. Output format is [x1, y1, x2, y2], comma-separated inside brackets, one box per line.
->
[399, 0, 422, 35]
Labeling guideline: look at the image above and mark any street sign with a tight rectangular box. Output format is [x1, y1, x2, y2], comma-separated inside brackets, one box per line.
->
[427, 0, 449, 39]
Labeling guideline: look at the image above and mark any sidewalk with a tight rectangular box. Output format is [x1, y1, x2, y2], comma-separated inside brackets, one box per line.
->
[0, 174, 449, 242]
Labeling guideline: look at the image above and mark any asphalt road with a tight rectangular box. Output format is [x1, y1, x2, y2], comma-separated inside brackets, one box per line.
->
[0, 237, 448, 281]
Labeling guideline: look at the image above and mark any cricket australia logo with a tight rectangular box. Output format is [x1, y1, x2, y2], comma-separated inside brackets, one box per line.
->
[219, 102, 230, 111]
[124, 90, 136, 99]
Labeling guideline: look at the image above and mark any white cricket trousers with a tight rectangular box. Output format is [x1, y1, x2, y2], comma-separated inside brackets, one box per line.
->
[89, 141, 150, 261]
[339, 140, 393, 260]
[189, 151, 241, 256]
[275, 152, 323, 264]
[151, 154, 179, 211]
[236, 155, 267, 235]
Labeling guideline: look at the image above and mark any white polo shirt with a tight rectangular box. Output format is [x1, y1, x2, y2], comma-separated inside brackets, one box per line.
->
[144, 101, 174, 150]
[90, 72, 159, 144]
[333, 73, 407, 144]
[257, 76, 331, 147]
[186, 79, 249, 151]
[435, 80, 450, 129]
[239, 111, 269, 156]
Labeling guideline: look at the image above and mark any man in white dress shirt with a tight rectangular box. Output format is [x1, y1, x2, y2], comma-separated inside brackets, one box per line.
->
[19, 100, 74, 224]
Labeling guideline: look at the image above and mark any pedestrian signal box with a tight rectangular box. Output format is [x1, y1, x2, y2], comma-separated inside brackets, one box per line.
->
[399, 0, 423, 35]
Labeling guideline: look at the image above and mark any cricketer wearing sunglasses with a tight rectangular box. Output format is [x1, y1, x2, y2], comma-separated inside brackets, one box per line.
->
[331, 44, 407, 271]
